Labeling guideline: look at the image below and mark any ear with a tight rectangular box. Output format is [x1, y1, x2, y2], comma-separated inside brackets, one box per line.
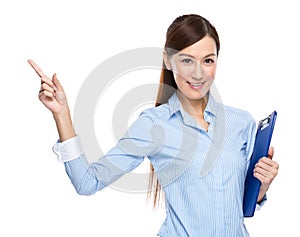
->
[163, 50, 172, 71]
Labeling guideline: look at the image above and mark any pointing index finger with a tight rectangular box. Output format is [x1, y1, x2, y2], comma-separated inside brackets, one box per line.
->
[27, 59, 47, 78]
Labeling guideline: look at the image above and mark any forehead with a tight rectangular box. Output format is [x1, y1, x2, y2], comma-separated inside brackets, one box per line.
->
[178, 35, 217, 58]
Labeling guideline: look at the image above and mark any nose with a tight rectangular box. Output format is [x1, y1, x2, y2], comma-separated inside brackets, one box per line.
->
[191, 62, 204, 80]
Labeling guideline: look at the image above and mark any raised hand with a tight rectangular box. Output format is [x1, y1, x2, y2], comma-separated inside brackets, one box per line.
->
[28, 59, 75, 141]
[28, 59, 68, 115]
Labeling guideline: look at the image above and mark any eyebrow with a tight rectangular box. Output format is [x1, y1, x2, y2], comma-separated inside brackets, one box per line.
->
[178, 53, 217, 58]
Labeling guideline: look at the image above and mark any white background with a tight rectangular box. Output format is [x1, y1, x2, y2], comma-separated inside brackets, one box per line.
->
[1, 0, 299, 236]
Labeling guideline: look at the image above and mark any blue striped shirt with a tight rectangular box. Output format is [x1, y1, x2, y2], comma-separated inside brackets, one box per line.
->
[53, 92, 258, 236]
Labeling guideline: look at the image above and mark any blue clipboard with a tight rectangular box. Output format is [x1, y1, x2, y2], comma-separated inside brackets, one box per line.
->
[243, 110, 277, 217]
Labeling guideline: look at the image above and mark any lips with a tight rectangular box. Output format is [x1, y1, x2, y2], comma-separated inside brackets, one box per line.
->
[186, 80, 205, 89]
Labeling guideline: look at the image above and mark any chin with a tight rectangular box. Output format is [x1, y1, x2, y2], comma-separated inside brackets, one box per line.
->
[189, 94, 207, 101]
[181, 90, 208, 101]
[190, 88, 209, 98]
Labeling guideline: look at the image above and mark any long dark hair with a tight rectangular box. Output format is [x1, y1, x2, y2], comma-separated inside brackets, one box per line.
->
[147, 14, 220, 207]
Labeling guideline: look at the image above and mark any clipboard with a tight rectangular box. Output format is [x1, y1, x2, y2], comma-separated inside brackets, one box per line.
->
[243, 110, 277, 217]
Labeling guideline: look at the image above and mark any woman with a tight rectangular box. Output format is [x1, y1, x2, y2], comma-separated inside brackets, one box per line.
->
[28, 14, 279, 237]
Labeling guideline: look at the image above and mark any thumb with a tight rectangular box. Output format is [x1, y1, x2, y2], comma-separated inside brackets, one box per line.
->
[268, 146, 274, 159]
[52, 73, 64, 92]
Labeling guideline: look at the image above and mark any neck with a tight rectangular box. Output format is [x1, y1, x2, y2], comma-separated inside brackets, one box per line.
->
[176, 91, 208, 119]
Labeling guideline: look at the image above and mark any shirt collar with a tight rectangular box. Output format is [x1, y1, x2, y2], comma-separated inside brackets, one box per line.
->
[168, 91, 218, 118]
[204, 92, 218, 117]
[168, 92, 182, 115]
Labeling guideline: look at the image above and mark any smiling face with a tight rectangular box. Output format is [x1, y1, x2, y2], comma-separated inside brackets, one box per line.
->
[164, 35, 218, 102]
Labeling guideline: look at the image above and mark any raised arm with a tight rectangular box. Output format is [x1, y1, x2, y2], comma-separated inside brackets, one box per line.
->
[28, 59, 75, 141]
[28, 59, 157, 195]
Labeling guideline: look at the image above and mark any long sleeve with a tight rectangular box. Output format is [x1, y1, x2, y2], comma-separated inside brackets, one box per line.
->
[53, 114, 160, 195]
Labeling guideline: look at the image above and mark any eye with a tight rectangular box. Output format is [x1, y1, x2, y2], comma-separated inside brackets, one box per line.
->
[181, 58, 193, 64]
[204, 58, 215, 64]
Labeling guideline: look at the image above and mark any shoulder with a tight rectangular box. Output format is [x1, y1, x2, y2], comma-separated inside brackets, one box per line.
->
[219, 103, 256, 127]
[139, 103, 173, 121]
[217, 104, 257, 144]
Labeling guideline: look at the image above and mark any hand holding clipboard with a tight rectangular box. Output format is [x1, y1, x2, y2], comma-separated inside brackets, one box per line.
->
[243, 111, 277, 217]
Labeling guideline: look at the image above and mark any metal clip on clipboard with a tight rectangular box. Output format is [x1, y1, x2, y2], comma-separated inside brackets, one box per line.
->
[243, 111, 277, 217]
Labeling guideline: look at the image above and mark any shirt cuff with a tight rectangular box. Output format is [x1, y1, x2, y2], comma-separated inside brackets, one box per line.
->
[255, 194, 267, 211]
[52, 136, 84, 163]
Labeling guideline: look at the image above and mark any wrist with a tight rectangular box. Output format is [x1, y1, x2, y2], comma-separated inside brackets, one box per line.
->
[53, 107, 76, 141]
[52, 104, 70, 119]
[257, 185, 269, 203]
[260, 184, 269, 193]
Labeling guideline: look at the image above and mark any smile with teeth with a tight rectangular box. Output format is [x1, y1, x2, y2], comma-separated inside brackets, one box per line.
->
[187, 81, 204, 89]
